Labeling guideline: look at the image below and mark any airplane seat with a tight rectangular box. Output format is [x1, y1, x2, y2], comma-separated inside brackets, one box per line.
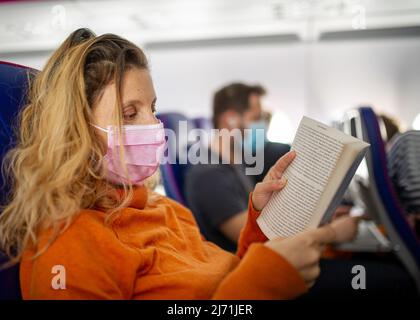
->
[358, 106, 420, 292]
[303, 106, 419, 299]
[192, 117, 213, 131]
[157, 112, 197, 205]
[0, 61, 37, 300]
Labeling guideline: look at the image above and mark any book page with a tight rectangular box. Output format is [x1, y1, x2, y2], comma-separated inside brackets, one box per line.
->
[257, 117, 345, 239]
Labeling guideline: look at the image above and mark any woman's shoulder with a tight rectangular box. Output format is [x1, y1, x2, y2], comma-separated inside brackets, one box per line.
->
[145, 191, 199, 224]
[20, 208, 142, 299]
[46, 209, 113, 243]
[26, 208, 136, 262]
[148, 191, 194, 212]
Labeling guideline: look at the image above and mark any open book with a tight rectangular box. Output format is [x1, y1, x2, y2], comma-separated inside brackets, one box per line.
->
[257, 116, 370, 239]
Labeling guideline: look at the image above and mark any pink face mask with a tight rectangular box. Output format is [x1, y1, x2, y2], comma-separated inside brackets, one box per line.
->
[92, 122, 166, 185]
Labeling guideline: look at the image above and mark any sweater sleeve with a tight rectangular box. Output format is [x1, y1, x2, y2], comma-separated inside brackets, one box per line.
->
[236, 192, 269, 258]
[212, 243, 308, 299]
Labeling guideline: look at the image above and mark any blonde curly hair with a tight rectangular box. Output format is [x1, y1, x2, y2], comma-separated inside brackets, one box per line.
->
[0, 28, 157, 268]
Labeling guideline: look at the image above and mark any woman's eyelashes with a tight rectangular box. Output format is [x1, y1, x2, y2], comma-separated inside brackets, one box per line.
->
[122, 103, 157, 123]
[123, 105, 138, 121]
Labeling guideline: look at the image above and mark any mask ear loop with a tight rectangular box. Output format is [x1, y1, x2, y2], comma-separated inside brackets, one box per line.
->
[90, 123, 108, 133]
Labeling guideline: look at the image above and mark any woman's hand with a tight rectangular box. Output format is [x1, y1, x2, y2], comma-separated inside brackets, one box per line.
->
[265, 215, 359, 287]
[251, 150, 296, 211]
[252, 150, 360, 287]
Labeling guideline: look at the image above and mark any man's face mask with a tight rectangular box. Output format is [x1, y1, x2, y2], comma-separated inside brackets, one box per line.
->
[243, 119, 268, 154]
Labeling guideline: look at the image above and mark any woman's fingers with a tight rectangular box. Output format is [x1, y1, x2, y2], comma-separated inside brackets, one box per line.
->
[307, 224, 337, 245]
[251, 150, 295, 213]
[265, 233, 326, 288]
[264, 216, 358, 289]
[299, 263, 321, 285]
[252, 178, 288, 211]
[307, 215, 360, 245]
[256, 178, 287, 194]
[329, 215, 360, 243]
[264, 150, 296, 181]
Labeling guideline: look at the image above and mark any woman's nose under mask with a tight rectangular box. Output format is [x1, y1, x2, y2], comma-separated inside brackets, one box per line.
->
[91, 122, 166, 185]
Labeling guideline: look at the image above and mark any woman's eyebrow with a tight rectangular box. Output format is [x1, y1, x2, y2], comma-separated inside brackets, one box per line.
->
[122, 98, 157, 107]
[122, 99, 141, 107]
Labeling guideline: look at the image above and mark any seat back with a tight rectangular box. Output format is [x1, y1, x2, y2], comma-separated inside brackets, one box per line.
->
[0, 61, 35, 205]
[358, 106, 420, 292]
[157, 112, 197, 205]
[0, 61, 36, 300]
[192, 117, 213, 132]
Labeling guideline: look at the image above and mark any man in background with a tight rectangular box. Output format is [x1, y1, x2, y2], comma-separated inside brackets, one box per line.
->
[184, 83, 289, 251]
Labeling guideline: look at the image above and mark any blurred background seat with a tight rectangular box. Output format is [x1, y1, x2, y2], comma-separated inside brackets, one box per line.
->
[157, 112, 199, 205]
[330, 106, 420, 295]
[0, 61, 36, 300]
[359, 106, 420, 291]
[302, 106, 420, 299]
[192, 117, 213, 132]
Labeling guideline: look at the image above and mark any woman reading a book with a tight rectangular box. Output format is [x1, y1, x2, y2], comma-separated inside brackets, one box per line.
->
[0, 28, 359, 299]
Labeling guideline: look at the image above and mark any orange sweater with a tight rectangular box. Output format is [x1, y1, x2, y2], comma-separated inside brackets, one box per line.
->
[20, 186, 307, 299]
